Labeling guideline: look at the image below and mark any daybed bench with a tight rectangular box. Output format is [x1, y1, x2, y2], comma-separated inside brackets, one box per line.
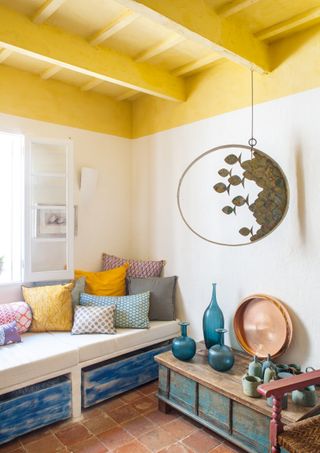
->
[0, 320, 179, 444]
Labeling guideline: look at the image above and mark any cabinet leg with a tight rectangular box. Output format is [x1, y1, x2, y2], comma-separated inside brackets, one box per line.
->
[158, 399, 172, 414]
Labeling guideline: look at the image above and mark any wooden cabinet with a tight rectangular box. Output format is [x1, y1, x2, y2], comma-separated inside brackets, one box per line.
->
[156, 349, 318, 453]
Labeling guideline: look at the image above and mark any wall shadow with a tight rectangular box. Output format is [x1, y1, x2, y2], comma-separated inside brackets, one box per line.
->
[295, 142, 306, 245]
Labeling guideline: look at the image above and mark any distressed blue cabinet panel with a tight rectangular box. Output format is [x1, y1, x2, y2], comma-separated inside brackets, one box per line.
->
[82, 343, 170, 407]
[198, 385, 230, 432]
[169, 371, 196, 413]
[0, 376, 71, 445]
[232, 402, 270, 453]
[158, 365, 169, 398]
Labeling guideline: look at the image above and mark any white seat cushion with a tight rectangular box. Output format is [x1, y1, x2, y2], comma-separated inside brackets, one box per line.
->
[50, 320, 180, 363]
[0, 332, 78, 391]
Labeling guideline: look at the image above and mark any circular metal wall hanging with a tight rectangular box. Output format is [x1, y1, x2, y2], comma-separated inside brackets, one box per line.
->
[177, 144, 289, 246]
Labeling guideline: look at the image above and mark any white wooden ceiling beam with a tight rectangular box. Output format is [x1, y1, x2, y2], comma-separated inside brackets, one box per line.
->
[218, 0, 262, 18]
[173, 54, 223, 77]
[41, 65, 62, 79]
[0, 48, 13, 63]
[256, 6, 320, 41]
[33, 0, 67, 24]
[89, 10, 139, 46]
[135, 35, 185, 62]
[81, 79, 104, 91]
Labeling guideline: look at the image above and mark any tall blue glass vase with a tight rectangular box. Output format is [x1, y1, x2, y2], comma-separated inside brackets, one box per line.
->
[203, 283, 224, 349]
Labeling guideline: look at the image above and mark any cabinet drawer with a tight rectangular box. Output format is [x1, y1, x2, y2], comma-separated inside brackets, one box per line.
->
[169, 371, 196, 413]
[198, 385, 230, 432]
[232, 402, 270, 453]
[82, 342, 170, 407]
[0, 376, 71, 445]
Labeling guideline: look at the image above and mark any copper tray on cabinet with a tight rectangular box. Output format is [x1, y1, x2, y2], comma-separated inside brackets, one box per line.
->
[233, 294, 293, 359]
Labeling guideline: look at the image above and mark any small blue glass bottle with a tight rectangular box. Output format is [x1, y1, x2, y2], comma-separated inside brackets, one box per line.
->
[208, 328, 234, 372]
[172, 322, 196, 361]
[203, 283, 224, 349]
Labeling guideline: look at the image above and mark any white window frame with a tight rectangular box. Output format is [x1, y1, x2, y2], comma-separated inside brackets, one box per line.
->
[24, 136, 74, 282]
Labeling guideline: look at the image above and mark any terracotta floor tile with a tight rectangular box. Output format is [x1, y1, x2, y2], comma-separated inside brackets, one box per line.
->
[209, 441, 245, 453]
[24, 433, 65, 453]
[131, 397, 158, 414]
[19, 426, 52, 445]
[145, 409, 179, 426]
[158, 443, 194, 453]
[107, 404, 140, 424]
[98, 426, 133, 450]
[139, 381, 158, 395]
[182, 429, 222, 453]
[121, 390, 144, 403]
[100, 397, 126, 412]
[3, 449, 25, 453]
[83, 414, 117, 435]
[82, 407, 105, 421]
[112, 439, 150, 453]
[148, 393, 158, 403]
[51, 419, 76, 433]
[0, 440, 23, 452]
[55, 423, 91, 447]
[69, 436, 108, 453]
[121, 415, 155, 437]
[138, 426, 177, 452]
[163, 418, 198, 440]
[181, 416, 202, 429]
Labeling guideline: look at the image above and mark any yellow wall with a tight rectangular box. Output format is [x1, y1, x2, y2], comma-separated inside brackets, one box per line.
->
[132, 25, 320, 138]
[0, 25, 319, 139]
[0, 65, 132, 138]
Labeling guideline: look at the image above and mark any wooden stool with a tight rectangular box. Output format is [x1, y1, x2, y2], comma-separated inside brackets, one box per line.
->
[258, 370, 320, 453]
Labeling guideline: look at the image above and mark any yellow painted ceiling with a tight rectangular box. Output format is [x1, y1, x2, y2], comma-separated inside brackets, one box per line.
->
[0, 0, 319, 104]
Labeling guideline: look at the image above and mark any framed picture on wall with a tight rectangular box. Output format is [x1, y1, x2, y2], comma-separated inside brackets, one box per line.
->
[35, 205, 78, 238]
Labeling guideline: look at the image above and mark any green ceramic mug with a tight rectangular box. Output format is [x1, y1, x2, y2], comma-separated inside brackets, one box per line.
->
[292, 386, 317, 407]
[242, 374, 262, 398]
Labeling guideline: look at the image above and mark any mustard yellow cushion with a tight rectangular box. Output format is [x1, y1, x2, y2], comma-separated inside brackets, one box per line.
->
[75, 264, 128, 296]
[22, 282, 74, 332]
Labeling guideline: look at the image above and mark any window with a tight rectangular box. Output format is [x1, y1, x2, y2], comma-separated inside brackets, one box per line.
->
[0, 132, 24, 284]
[0, 132, 74, 285]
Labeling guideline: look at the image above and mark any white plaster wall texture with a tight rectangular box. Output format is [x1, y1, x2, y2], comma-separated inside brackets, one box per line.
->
[131, 87, 320, 368]
[0, 113, 131, 303]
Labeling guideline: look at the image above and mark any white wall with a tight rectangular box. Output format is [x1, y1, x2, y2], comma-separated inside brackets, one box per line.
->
[131, 87, 320, 368]
[0, 113, 132, 302]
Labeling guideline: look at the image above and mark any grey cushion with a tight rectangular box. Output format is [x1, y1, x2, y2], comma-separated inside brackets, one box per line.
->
[27, 277, 86, 307]
[127, 276, 177, 321]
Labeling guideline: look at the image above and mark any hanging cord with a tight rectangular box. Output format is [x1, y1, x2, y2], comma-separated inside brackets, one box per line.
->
[248, 69, 257, 154]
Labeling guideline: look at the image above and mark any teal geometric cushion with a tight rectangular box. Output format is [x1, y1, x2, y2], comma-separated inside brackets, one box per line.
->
[79, 292, 150, 329]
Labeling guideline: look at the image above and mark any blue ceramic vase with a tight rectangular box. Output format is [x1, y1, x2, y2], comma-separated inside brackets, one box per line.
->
[172, 322, 196, 361]
[208, 328, 234, 372]
[203, 283, 224, 349]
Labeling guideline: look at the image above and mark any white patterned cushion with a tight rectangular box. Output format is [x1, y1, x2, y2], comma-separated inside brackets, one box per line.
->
[0, 302, 32, 333]
[71, 305, 116, 335]
[80, 292, 150, 329]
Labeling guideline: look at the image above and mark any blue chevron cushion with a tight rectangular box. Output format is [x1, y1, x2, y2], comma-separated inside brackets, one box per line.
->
[79, 291, 150, 329]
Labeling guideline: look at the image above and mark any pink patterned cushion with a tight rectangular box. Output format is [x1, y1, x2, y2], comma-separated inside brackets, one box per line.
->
[0, 302, 32, 333]
[102, 253, 165, 278]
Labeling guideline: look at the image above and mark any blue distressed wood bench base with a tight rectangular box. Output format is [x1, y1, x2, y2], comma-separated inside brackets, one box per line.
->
[82, 341, 171, 408]
[0, 376, 71, 445]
